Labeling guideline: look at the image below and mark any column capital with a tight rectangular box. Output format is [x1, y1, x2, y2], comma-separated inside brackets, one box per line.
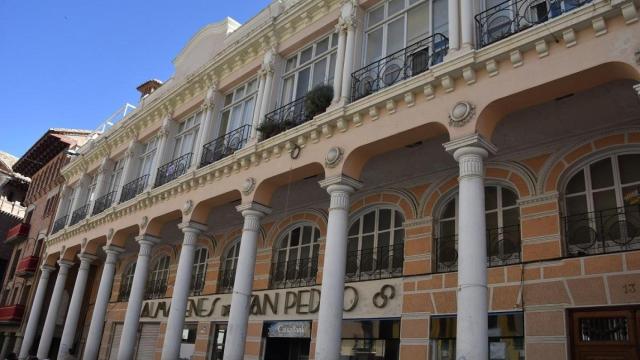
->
[78, 253, 98, 270]
[443, 133, 497, 157]
[57, 260, 74, 274]
[319, 175, 363, 192]
[103, 245, 125, 264]
[135, 234, 161, 256]
[40, 265, 56, 274]
[178, 222, 208, 245]
[236, 202, 271, 218]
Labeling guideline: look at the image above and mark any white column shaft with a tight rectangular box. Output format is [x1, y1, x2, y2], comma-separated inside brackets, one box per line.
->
[37, 260, 73, 359]
[67, 182, 85, 224]
[83, 247, 122, 360]
[455, 147, 488, 360]
[115, 151, 135, 203]
[460, 0, 474, 48]
[448, 0, 461, 50]
[315, 184, 355, 360]
[58, 254, 95, 357]
[0, 334, 11, 360]
[19, 266, 54, 359]
[251, 74, 266, 140]
[257, 72, 274, 130]
[117, 238, 157, 359]
[332, 27, 347, 103]
[147, 132, 169, 190]
[161, 225, 203, 359]
[340, 25, 356, 103]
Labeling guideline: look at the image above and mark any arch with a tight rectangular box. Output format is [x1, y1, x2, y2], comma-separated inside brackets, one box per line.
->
[350, 188, 419, 221]
[60, 244, 82, 262]
[108, 224, 141, 248]
[253, 163, 325, 206]
[476, 62, 640, 141]
[264, 209, 328, 249]
[190, 190, 242, 225]
[83, 235, 107, 255]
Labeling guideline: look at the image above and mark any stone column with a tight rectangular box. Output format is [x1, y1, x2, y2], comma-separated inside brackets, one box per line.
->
[315, 175, 362, 360]
[19, 265, 55, 359]
[117, 235, 160, 359]
[250, 73, 266, 140]
[448, 0, 460, 51]
[58, 253, 97, 358]
[37, 260, 74, 359]
[115, 141, 138, 203]
[83, 246, 124, 360]
[460, 0, 474, 49]
[88, 160, 112, 215]
[161, 222, 206, 359]
[340, 19, 357, 104]
[147, 115, 173, 190]
[223, 203, 270, 360]
[256, 69, 274, 130]
[193, 85, 218, 168]
[331, 23, 347, 104]
[444, 134, 496, 360]
[0, 333, 11, 360]
[67, 177, 88, 225]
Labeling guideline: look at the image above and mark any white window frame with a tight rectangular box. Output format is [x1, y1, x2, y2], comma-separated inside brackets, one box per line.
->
[219, 79, 258, 136]
[138, 137, 158, 178]
[191, 247, 208, 294]
[147, 255, 170, 297]
[220, 239, 241, 291]
[172, 110, 203, 160]
[272, 223, 320, 287]
[107, 158, 125, 194]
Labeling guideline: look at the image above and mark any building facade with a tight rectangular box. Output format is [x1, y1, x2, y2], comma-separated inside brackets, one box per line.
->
[1, 130, 91, 358]
[20, 0, 640, 359]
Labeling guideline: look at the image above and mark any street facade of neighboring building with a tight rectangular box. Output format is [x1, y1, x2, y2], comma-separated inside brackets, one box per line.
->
[14, 0, 640, 359]
[0, 129, 92, 358]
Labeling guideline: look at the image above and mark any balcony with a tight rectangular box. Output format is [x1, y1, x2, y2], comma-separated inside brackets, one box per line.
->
[218, 266, 236, 294]
[51, 215, 68, 234]
[0, 304, 25, 323]
[155, 153, 192, 188]
[92, 191, 116, 216]
[351, 33, 448, 102]
[144, 279, 167, 300]
[345, 244, 404, 282]
[200, 125, 251, 168]
[435, 225, 522, 273]
[271, 257, 318, 289]
[475, 0, 592, 47]
[262, 97, 310, 140]
[6, 223, 29, 243]
[69, 203, 90, 226]
[120, 174, 149, 203]
[563, 205, 640, 257]
[16, 256, 39, 277]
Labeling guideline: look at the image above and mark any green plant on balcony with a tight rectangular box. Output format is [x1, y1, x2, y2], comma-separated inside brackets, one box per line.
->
[304, 84, 333, 119]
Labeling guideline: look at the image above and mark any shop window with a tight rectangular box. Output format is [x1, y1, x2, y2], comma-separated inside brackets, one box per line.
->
[430, 312, 525, 359]
[346, 208, 404, 282]
[341, 319, 400, 359]
[208, 323, 227, 360]
[190, 247, 208, 296]
[118, 263, 136, 301]
[219, 239, 240, 293]
[145, 256, 170, 299]
[563, 153, 640, 256]
[435, 185, 521, 272]
[271, 224, 320, 289]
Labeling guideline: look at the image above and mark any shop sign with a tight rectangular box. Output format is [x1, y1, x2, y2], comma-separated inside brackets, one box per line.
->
[266, 321, 311, 338]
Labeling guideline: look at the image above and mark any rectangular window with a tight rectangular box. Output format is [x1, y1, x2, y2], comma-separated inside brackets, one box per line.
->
[172, 110, 203, 160]
[108, 159, 125, 193]
[219, 79, 258, 136]
[139, 137, 158, 177]
[340, 319, 400, 359]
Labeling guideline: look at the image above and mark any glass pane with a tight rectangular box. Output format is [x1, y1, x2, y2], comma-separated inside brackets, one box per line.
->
[368, 6, 385, 27]
[312, 58, 327, 87]
[379, 209, 391, 230]
[622, 185, 640, 206]
[407, 2, 429, 44]
[486, 212, 498, 230]
[566, 170, 586, 194]
[296, 67, 311, 98]
[246, 79, 257, 93]
[300, 47, 313, 64]
[366, 27, 384, 63]
[285, 57, 297, 73]
[386, 17, 405, 55]
[502, 208, 520, 228]
[389, 0, 405, 15]
[394, 210, 404, 227]
[394, 228, 404, 244]
[502, 188, 518, 207]
[618, 154, 640, 184]
[442, 200, 455, 219]
[593, 189, 617, 212]
[315, 37, 329, 55]
[281, 76, 295, 104]
[233, 86, 245, 101]
[328, 53, 337, 84]
[580, 317, 629, 342]
[590, 158, 614, 189]
[302, 226, 312, 245]
[363, 211, 376, 233]
[290, 227, 301, 247]
[440, 219, 456, 238]
[241, 97, 255, 127]
[433, 0, 449, 35]
[349, 220, 360, 237]
[331, 32, 338, 47]
[229, 104, 243, 131]
[224, 93, 233, 107]
[485, 186, 498, 210]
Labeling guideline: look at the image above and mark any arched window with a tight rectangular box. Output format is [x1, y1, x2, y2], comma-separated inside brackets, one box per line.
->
[346, 207, 405, 281]
[190, 247, 208, 296]
[219, 240, 240, 293]
[145, 255, 170, 299]
[435, 185, 520, 272]
[564, 153, 640, 256]
[271, 224, 320, 289]
[118, 263, 136, 301]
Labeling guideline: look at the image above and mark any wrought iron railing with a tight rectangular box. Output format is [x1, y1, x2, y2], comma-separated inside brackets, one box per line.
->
[119, 174, 149, 203]
[155, 153, 192, 188]
[52, 215, 68, 233]
[435, 225, 521, 272]
[69, 203, 90, 226]
[345, 244, 404, 282]
[475, 0, 592, 47]
[563, 205, 640, 257]
[262, 97, 309, 139]
[200, 125, 251, 168]
[351, 33, 448, 102]
[271, 257, 318, 289]
[190, 272, 206, 296]
[144, 279, 168, 300]
[92, 191, 116, 216]
[218, 266, 236, 293]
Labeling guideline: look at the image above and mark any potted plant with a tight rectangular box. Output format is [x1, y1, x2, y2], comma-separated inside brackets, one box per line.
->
[304, 84, 333, 120]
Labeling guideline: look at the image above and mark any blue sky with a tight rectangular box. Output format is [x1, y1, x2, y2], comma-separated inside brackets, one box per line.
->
[0, 0, 271, 158]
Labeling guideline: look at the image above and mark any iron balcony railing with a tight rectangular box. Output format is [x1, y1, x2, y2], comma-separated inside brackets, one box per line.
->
[435, 224, 521, 273]
[345, 243, 404, 282]
[120, 174, 149, 203]
[271, 257, 318, 289]
[69, 203, 91, 226]
[145, 279, 168, 300]
[475, 0, 592, 47]
[218, 266, 236, 293]
[190, 272, 206, 296]
[92, 191, 116, 216]
[200, 125, 251, 168]
[563, 205, 640, 257]
[52, 215, 68, 233]
[262, 97, 309, 140]
[155, 153, 192, 188]
[351, 33, 448, 102]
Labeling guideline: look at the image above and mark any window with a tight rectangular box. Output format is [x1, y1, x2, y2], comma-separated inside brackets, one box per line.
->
[364, 0, 448, 65]
[119, 263, 136, 301]
[219, 80, 258, 136]
[43, 194, 58, 218]
[108, 159, 125, 193]
[564, 153, 640, 256]
[435, 185, 521, 272]
[172, 111, 203, 160]
[86, 174, 98, 204]
[430, 312, 525, 360]
[7, 249, 21, 281]
[280, 33, 338, 106]
[271, 224, 320, 289]
[346, 208, 404, 281]
[341, 319, 400, 359]
[139, 137, 158, 178]
[146, 256, 170, 299]
[180, 323, 198, 359]
[191, 247, 208, 296]
[219, 240, 240, 293]
[208, 323, 227, 360]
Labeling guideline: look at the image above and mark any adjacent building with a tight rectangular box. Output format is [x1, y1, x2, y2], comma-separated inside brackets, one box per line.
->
[17, 0, 640, 359]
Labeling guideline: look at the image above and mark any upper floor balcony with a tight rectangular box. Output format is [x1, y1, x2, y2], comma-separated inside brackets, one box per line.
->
[69, 203, 90, 226]
[155, 153, 192, 188]
[0, 304, 25, 323]
[92, 191, 117, 216]
[200, 125, 251, 168]
[16, 255, 39, 277]
[51, 215, 68, 234]
[120, 174, 149, 203]
[6, 223, 29, 243]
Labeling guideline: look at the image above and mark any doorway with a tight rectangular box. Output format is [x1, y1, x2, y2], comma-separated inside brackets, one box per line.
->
[264, 338, 310, 360]
[570, 306, 640, 359]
